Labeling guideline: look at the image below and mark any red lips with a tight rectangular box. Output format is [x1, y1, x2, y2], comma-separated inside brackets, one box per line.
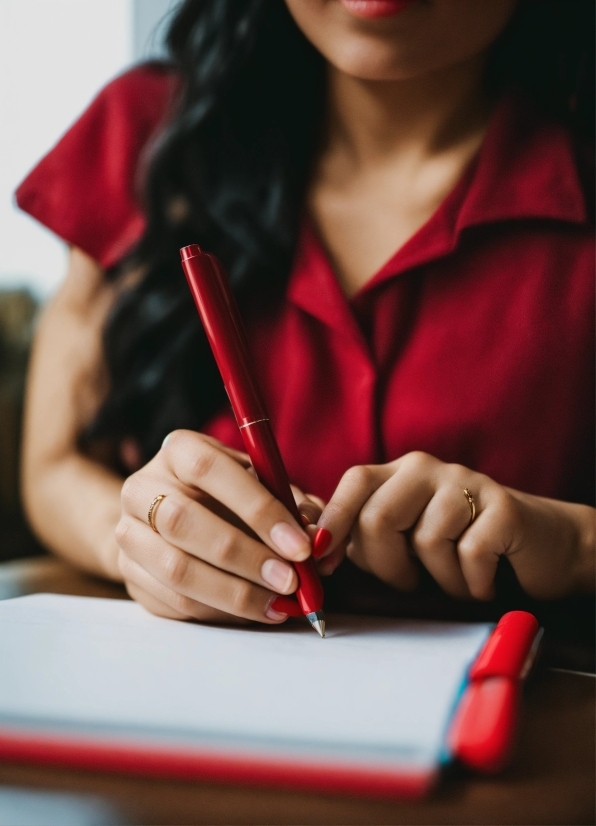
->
[339, 0, 417, 19]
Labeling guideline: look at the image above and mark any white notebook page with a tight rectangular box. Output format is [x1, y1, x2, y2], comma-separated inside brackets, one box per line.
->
[0, 594, 491, 770]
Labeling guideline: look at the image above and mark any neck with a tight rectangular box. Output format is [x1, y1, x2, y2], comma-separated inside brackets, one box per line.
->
[324, 56, 489, 167]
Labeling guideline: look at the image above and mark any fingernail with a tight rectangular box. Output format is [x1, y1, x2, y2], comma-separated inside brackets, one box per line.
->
[312, 528, 332, 559]
[265, 604, 288, 621]
[300, 512, 311, 527]
[270, 596, 302, 617]
[261, 559, 295, 593]
[270, 522, 310, 560]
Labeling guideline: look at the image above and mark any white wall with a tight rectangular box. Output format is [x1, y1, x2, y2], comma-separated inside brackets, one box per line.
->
[0, 0, 179, 299]
[133, 0, 180, 60]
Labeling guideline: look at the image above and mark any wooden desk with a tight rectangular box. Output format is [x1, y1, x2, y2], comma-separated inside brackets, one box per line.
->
[0, 557, 594, 826]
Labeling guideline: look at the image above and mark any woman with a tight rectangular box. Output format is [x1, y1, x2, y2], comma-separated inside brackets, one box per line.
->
[17, 0, 594, 632]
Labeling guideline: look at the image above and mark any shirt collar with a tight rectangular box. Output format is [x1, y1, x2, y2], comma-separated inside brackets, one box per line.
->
[456, 93, 588, 230]
[287, 94, 590, 331]
[288, 220, 370, 352]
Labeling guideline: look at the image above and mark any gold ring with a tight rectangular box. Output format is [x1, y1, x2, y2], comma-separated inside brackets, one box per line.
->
[462, 488, 476, 526]
[148, 495, 167, 532]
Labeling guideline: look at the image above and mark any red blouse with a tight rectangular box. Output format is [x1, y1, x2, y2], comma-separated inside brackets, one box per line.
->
[16, 65, 595, 507]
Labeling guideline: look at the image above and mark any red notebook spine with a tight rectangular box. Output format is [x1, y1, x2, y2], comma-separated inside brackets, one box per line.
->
[0, 729, 434, 800]
[448, 610, 541, 773]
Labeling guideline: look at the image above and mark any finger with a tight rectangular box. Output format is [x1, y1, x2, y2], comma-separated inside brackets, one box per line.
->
[305, 492, 326, 511]
[348, 517, 418, 590]
[164, 431, 252, 469]
[317, 464, 395, 553]
[286, 489, 325, 527]
[296, 498, 323, 528]
[299, 494, 330, 557]
[411, 486, 473, 598]
[118, 510, 297, 597]
[120, 490, 298, 595]
[115, 520, 291, 623]
[289, 486, 321, 527]
[346, 458, 444, 589]
[120, 554, 240, 623]
[126, 580, 203, 621]
[457, 504, 506, 600]
[161, 431, 311, 561]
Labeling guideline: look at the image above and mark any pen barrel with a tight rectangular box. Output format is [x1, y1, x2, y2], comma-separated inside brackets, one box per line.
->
[180, 245, 324, 617]
[181, 247, 267, 424]
[241, 420, 324, 615]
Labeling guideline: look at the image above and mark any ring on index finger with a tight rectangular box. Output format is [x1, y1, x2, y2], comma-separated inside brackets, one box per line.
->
[148, 494, 167, 533]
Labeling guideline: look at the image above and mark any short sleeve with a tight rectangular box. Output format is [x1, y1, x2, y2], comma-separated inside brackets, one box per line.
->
[15, 63, 179, 270]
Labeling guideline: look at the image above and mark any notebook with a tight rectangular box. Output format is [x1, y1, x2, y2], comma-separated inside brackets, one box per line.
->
[0, 594, 508, 797]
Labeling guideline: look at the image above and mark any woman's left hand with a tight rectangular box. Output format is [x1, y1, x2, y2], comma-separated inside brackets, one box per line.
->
[315, 452, 594, 600]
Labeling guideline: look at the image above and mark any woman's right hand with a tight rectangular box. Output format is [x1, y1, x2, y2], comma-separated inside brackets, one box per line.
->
[115, 429, 316, 624]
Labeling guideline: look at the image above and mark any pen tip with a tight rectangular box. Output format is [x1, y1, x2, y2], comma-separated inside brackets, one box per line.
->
[306, 611, 326, 638]
[313, 619, 325, 638]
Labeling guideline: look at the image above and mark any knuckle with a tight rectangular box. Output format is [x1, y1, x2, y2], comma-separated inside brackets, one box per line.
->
[458, 534, 484, 561]
[229, 580, 253, 616]
[339, 465, 374, 490]
[169, 591, 199, 618]
[120, 475, 139, 510]
[447, 462, 469, 481]
[188, 443, 218, 482]
[342, 464, 373, 490]
[159, 496, 188, 536]
[114, 518, 133, 549]
[412, 523, 438, 550]
[358, 504, 389, 535]
[403, 451, 431, 471]
[161, 429, 187, 455]
[162, 550, 190, 588]
[495, 489, 520, 531]
[213, 531, 240, 568]
[249, 493, 278, 526]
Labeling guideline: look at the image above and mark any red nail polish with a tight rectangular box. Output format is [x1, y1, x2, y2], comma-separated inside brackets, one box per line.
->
[271, 596, 302, 618]
[312, 528, 332, 559]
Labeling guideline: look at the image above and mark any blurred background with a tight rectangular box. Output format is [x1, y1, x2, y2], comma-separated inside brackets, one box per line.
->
[0, 0, 180, 562]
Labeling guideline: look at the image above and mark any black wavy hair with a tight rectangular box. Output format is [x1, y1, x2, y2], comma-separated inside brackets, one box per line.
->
[85, 0, 595, 467]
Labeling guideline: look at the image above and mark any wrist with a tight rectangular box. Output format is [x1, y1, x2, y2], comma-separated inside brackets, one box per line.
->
[506, 489, 595, 598]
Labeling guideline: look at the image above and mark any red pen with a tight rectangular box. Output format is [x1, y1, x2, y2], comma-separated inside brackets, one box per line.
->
[180, 244, 326, 637]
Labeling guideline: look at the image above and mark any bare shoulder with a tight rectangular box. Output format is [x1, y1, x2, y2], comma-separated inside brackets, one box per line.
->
[51, 247, 116, 322]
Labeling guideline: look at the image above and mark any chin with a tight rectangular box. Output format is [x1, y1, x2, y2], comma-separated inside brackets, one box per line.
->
[285, 0, 519, 84]
[328, 38, 423, 81]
